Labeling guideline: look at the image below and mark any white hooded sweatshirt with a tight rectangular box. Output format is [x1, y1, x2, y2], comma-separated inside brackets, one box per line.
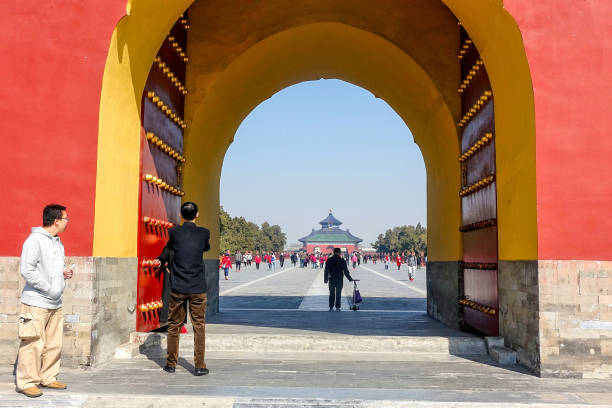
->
[20, 227, 66, 309]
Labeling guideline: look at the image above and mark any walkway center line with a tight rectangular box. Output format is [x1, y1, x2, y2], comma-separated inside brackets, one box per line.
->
[360, 265, 427, 296]
[299, 268, 350, 310]
[219, 266, 296, 296]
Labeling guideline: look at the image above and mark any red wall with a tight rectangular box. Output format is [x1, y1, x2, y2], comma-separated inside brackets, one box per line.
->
[0, 1, 125, 255]
[506, 0, 612, 260]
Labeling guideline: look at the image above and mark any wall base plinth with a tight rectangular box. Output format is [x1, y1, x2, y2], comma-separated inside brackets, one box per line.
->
[498, 260, 540, 373]
[426, 261, 463, 330]
[0, 256, 136, 368]
[538, 260, 612, 379]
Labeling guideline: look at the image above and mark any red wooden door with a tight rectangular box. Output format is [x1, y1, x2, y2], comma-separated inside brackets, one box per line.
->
[457, 27, 499, 336]
[136, 15, 189, 332]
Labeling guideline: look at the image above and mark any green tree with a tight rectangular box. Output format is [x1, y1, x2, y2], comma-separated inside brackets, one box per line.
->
[219, 207, 286, 253]
[371, 223, 427, 254]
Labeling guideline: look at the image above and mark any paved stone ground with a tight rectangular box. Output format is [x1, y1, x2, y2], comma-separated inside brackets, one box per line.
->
[218, 259, 427, 312]
[2, 262, 612, 407]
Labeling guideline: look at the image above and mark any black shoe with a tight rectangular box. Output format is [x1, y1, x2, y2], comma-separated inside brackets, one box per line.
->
[194, 367, 209, 376]
[335, 307, 341, 311]
[163, 365, 175, 373]
[329, 308, 333, 311]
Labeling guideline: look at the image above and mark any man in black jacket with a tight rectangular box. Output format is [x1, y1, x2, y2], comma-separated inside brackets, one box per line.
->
[324, 248, 354, 311]
[158, 202, 210, 376]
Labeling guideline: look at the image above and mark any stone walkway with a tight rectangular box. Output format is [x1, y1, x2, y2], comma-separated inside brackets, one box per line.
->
[2, 262, 612, 407]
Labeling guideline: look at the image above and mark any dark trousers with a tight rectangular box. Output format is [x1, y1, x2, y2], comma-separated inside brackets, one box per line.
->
[328, 280, 343, 309]
[235, 261, 241, 271]
[167, 291, 207, 369]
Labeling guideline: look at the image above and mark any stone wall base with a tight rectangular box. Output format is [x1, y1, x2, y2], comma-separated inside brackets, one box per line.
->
[427, 259, 612, 379]
[205, 259, 220, 315]
[538, 260, 612, 379]
[426, 261, 463, 330]
[0, 256, 220, 369]
[498, 260, 540, 373]
[0, 256, 136, 368]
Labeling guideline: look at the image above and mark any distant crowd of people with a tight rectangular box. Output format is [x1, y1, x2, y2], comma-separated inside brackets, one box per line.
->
[219, 250, 289, 279]
[218, 249, 426, 281]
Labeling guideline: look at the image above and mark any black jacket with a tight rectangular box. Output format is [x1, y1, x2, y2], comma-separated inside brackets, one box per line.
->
[158, 221, 210, 294]
[324, 254, 353, 284]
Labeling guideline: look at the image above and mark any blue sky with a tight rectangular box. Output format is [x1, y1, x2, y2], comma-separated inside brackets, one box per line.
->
[220, 79, 426, 247]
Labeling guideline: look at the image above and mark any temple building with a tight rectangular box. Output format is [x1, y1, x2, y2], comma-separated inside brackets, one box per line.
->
[298, 211, 363, 253]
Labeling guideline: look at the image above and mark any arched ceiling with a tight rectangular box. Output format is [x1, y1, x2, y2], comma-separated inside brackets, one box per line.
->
[182, 22, 462, 260]
[185, 0, 461, 123]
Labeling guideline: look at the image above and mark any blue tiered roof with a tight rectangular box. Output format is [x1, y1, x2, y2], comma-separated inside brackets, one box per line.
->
[298, 211, 362, 244]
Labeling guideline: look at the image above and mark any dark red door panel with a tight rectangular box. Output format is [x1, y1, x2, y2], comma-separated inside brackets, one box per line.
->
[458, 27, 499, 336]
[136, 15, 189, 332]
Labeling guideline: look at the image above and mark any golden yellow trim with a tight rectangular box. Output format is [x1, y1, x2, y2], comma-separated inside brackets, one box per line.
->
[460, 175, 495, 197]
[459, 132, 494, 162]
[153, 56, 188, 95]
[457, 59, 483, 93]
[142, 216, 174, 229]
[145, 91, 187, 128]
[145, 132, 186, 162]
[179, 16, 190, 30]
[457, 90, 492, 127]
[457, 38, 473, 60]
[167, 35, 188, 62]
[143, 173, 184, 196]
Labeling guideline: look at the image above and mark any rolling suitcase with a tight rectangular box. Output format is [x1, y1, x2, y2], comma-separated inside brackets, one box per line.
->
[350, 279, 362, 311]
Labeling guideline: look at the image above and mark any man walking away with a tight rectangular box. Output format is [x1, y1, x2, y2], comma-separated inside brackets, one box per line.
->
[17, 204, 74, 397]
[324, 248, 354, 311]
[279, 252, 285, 268]
[158, 202, 210, 376]
[234, 250, 242, 272]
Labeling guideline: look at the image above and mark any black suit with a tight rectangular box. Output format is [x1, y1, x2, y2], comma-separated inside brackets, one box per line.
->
[161, 221, 210, 294]
[158, 221, 210, 370]
[324, 254, 353, 309]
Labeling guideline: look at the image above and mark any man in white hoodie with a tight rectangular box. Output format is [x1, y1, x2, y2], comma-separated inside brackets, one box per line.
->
[16, 204, 73, 398]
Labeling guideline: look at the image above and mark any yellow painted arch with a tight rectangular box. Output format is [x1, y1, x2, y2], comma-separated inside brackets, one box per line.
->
[93, 0, 536, 262]
[182, 22, 461, 261]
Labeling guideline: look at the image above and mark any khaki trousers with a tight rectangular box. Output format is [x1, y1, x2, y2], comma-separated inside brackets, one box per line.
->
[166, 291, 207, 369]
[16, 304, 63, 391]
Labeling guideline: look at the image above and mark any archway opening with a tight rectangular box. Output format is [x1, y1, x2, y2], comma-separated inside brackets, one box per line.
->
[218, 79, 429, 320]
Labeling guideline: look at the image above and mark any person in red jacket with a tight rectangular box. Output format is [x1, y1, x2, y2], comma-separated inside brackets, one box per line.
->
[265, 253, 272, 270]
[220, 251, 232, 280]
[254, 253, 261, 270]
[396, 254, 402, 270]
